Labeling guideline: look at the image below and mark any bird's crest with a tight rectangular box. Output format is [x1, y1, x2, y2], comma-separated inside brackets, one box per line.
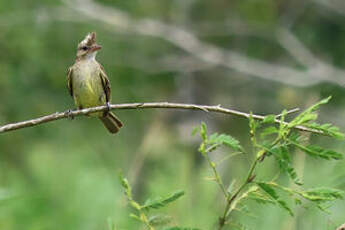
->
[79, 32, 97, 47]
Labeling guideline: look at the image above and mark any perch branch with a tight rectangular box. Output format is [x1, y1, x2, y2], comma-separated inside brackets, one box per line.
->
[0, 102, 321, 134]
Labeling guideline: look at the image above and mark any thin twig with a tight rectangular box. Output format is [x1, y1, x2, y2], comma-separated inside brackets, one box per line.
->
[218, 156, 260, 229]
[0, 102, 322, 134]
[203, 147, 228, 199]
[276, 107, 300, 118]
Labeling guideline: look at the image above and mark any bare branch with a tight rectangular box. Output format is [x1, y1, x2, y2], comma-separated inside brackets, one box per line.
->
[313, 0, 345, 17]
[276, 28, 319, 68]
[60, 0, 345, 87]
[276, 27, 345, 85]
[0, 102, 320, 134]
[2, 3, 345, 86]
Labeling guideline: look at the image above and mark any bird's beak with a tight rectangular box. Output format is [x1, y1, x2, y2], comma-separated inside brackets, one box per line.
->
[90, 44, 102, 52]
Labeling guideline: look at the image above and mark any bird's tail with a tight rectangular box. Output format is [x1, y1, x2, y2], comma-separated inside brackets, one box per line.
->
[99, 112, 123, 134]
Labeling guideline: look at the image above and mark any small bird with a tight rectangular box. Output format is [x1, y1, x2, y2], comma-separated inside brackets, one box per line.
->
[67, 32, 123, 133]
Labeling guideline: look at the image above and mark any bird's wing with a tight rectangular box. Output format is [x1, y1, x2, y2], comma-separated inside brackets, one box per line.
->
[99, 64, 111, 102]
[67, 67, 74, 97]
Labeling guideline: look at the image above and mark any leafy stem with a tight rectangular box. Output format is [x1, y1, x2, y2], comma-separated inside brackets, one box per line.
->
[218, 156, 260, 229]
[217, 130, 284, 229]
[119, 173, 185, 230]
[196, 97, 344, 229]
[202, 147, 228, 198]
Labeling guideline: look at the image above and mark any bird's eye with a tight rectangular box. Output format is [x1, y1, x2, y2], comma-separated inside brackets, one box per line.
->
[81, 46, 88, 51]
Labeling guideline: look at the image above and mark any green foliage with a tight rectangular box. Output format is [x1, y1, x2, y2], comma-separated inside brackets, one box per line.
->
[195, 122, 244, 200]
[268, 145, 303, 185]
[288, 97, 331, 129]
[149, 215, 172, 227]
[304, 123, 345, 139]
[262, 114, 276, 124]
[208, 133, 244, 152]
[259, 182, 344, 213]
[297, 187, 344, 203]
[257, 182, 294, 216]
[119, 172, 141, 211]
[195, 122, 244, 154]
[191, 97, 344, 229]
[142, 190, 185, 211]
[288, 135, 343, 160]
[260, 126, 279, 137]
[246, 186, 275, 205]
[293, 143, 342, 160]
[119, 173, 185, 229]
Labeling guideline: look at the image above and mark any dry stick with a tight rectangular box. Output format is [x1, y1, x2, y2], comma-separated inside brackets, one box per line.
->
[0, 102, 317, 134]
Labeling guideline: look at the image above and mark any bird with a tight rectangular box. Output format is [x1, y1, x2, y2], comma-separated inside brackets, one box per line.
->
[67, 32, 123, 134]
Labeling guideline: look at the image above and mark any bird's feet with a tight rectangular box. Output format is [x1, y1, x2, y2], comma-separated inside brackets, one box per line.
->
[64, 109, 75, 120]
[105, 102, 111, 114]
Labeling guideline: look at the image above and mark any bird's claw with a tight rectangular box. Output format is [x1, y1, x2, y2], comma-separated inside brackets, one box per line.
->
[105, 102, 111, 113]
[65, 109, 75, 120]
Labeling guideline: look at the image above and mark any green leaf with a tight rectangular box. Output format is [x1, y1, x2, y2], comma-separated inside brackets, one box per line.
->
[305, 122, 345, 139]
[249, 112, 260, 133]
[257, 182, 294, 216]
[129, 213, 141, 222]
[288, 132, 305, 143]
[316, 204, 332, 213]
[247, 190, 275, 205]
[149, 215, 172, 226]
[261, 126, 279, 138]
[290, 113, 318, 127]
[200, 122, 208, 142]
[208, 133, 244, 152]
[119, 174, 130, 192]
[269, 145, 303, 185]
[259, 142, 302, 185]
[298, 188, 344, 202]
[278, 109, 288, 133]
[262, 115, 275, 124]
[289, 140, 343, 160]
[130, 201, 141, 210]
[118, 173, 133, 200]
[288, 97, 331, 128]
[142, 190, 185, 211]
[227, 180, 236, 196]
[118, 173, 142, 210]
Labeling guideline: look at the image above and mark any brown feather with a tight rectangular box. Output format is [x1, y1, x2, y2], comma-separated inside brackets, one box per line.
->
[86, 32, 96, 46]
[99, 112, 123, 134]
[67, 67, 73, 96]
[98, 63, 111, 102]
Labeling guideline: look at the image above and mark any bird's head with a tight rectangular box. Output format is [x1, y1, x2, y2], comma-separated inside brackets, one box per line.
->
[76, 32, 102, 60]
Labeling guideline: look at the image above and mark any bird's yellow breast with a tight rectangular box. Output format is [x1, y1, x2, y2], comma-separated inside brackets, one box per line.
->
[71, 60, 106, 116]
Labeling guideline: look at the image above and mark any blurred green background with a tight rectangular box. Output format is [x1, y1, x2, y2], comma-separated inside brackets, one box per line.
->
[0, 0, 344, 229]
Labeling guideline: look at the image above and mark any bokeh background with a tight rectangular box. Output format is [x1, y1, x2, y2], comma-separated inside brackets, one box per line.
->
[0, 0, 344, 229]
